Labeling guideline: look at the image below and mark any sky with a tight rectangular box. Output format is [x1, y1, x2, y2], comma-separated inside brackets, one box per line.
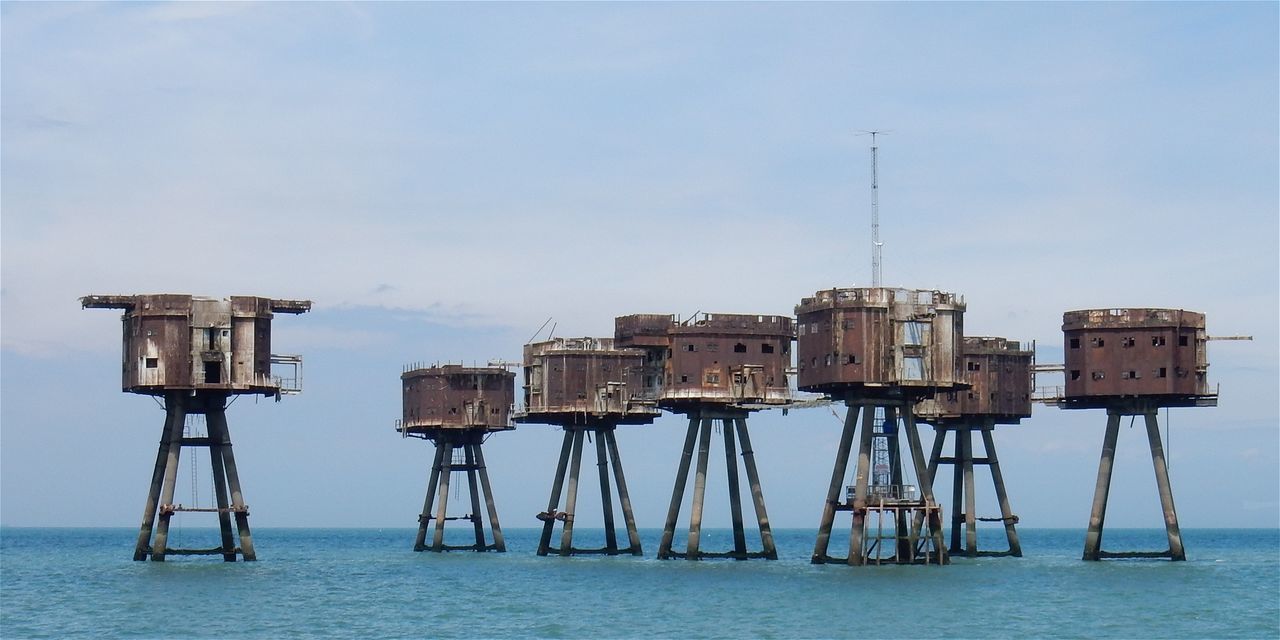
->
[2, 2, 1277, 536]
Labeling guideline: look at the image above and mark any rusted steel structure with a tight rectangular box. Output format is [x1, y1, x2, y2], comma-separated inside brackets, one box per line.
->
[81, 294, 311, 561]
[615, 312, 793, 560]
[399, 364, 514, 553]
[797, 287, 965, 566]
[916, 337, 1033, 558]
[1052, 308, 1215, 561]
[516, 337, 659, 557]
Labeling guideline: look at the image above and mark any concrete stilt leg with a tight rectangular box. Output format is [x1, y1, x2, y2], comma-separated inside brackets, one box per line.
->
[605, 429, 643, 556]
[432, 442, 454, 552]
[559, 429, 586, 557]
[982, 425, 1022, 557]
[473, 444, 505, 551]
[214, 409, 255, 561]
[723, 419, 747, 558]
[538, 429, 575, 556]
[136, 394, 184, 561]
[659, 416, 700, 560]
[849, 405, 876, 566]
[595, 430, 619, 554]
[905, 410, 947, 565]
[1083, 412, 1121, 561]
[813, 404, 858, 564]
[464, 445, 486, 550]
[205, 412, 236, 561]
[151, 399, 188, 562]
[415, 445, 445, 552]
[736, 417, 776, 560]
[962, 428, 978, 556]
[1145, 411, 1185, 561]
[686, 419, 714, 560]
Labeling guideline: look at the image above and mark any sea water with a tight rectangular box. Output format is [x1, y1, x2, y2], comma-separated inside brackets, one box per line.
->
[2, 527, 1277, 638]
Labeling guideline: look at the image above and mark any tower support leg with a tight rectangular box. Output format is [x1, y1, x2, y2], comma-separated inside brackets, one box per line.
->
[884, 408, 911, 561]
[605, 429, 643, 556]
[595, 429, 619, 554]
[205, 410, 237, 561]
[414, 445, 446, 552]
[982, 425, 1022, 557]
[723, 418, 748, 558]
[1083, 412, 1122, 560]
[949, 427, 964, 554]
[559, 429, 586, 557]
[431, 442, 455, 552]
[658, 417, 700, 560]
[812, 404, 859, 564]
[685, 418, 714, 560]
[150, 398, 189, 562]
[537, 429, 575, 556]
[736, 417, 777, 560]
[135, 394, 185, 561]
[848, 405, 876, 566]
[473, 443, 505, 551]
[905, 410, 947, 565]
[464, 445, 486, 551]
[962, 428, 978, 556]
[1145, 411, 1185, 561]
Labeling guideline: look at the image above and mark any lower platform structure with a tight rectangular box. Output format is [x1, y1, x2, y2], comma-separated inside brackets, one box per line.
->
[413, 430, 506, 553]
[1082, 403, 1185, 561]
[536, 425, 643, 557]
[926, 420, 1022, 558]
[658, 409, 777, 560]
[812, 399, 948, 566]
[136, 392, 255, 562]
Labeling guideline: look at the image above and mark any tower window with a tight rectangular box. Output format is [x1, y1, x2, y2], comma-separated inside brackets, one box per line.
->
[761, 344, 774, 354]
[1069, 338, 1080, 349]
[733, 343, 747, 353]
[145, 358, 159, 369]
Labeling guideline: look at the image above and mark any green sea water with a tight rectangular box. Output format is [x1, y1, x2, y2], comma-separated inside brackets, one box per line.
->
[2, 527, 1277, 638]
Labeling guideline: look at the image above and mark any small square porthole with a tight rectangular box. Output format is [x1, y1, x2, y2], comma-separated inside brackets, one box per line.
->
[1121, 337, 1135, 348]
[685, 344, 697, 352]
[1071, 370, 1081, 380]
[761, 344, 774, 354]
[1091, 338, 1105, 348]
[846, 354, 859, 365]
[680, 375, 689, 383]
[1157, 367, 1168, 378]
[1152, 336, 1166, 347]
[733, 343, 747, 353]
[705, 373, 720, 384]
[824, 354, 833, 366]
[1091, 371, 1105, 380]
[145, 358, 159, 369]
[1178, 335, 1189, 347]
[1069, 338, 1080, 349]
[967, 392, 975, 399]
[706, 343, 719, 352]
[967, 361, 981, 371]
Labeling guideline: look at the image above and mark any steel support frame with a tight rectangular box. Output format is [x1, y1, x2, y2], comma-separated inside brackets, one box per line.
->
[812, 398, 948, 566]
[1082, 405, 1185, 561]
[658, 409, 776, 561]
[535, 425, 643, 557]
[413, 431, 506, 553]
[925, 419, 1022, 558]
[135, 392, 254, 562]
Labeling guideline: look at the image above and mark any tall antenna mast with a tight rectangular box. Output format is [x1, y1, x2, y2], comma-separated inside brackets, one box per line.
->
[869, 130, 884, 287]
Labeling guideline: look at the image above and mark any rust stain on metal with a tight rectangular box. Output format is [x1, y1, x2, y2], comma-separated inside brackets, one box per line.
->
[516, 336, 659, 426]
[917, 337, 1033, 425]
[614, 312, 794, 410]
[399, 365, 516, 435]
[1059, 308, 1214, 409]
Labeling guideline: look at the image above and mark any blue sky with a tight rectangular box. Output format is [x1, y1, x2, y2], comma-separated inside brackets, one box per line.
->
[2, 2, 1276, 532]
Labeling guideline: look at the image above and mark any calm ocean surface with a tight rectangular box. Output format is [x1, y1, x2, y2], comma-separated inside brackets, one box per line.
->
[2, 527, 1277, 639]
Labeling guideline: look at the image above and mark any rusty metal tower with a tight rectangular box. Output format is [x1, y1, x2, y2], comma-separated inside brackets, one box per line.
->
[615, 312, 794, 560]
[797, 287, 966, 566]
[1049, 308, 1217, 561]
[82, 294, 311, 561]
[916, 337, 1033, 557]
[399, 364, 514, 553]
[516, 337, 660, 557]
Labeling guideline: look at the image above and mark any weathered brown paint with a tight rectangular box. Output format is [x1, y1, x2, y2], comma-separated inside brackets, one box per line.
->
[1061, 308, 1213, 406]
[400, 365, 516, 433]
